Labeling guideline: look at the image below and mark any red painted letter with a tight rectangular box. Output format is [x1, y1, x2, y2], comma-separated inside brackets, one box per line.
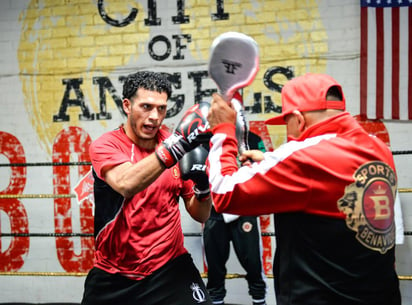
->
[0, 132, 29, 271]
[53, 127, 94, 272]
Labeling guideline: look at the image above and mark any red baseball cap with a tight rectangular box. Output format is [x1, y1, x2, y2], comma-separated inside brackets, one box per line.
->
[265, 73, 346, 125]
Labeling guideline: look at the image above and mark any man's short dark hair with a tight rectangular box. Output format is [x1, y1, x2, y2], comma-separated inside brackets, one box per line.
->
[326, 86, 343, 101]
[122, 71, 172, 100]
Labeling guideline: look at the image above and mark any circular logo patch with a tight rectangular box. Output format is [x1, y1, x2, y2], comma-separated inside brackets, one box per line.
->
[337, 161, 397, 254]
[242, 221, 253, 233]
[172, 166, 180, 179]
[363, 180, 394, 231]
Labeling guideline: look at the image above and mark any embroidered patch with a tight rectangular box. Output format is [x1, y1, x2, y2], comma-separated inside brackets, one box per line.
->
[242, 221, 253, 233]
[172, 165, 180, 179]
[337, 161, 397, 254]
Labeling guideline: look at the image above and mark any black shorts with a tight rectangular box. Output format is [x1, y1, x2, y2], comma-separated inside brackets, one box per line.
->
[81, 253, 212, 305]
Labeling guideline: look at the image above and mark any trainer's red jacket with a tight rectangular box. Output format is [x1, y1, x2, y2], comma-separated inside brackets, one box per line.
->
[89, 127, 194, 280]
[207, 112, 401, 305]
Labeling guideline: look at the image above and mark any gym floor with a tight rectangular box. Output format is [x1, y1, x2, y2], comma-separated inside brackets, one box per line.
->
[220, 277, 276, 305]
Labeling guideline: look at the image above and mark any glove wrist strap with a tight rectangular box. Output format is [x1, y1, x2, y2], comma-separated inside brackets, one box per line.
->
[193, 185, 210, 201]
[155, 144, 176, 168]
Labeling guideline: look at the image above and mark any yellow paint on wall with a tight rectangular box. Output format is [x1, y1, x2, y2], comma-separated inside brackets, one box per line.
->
[18, 0, 327, 154]
[18, 0, 148, 154]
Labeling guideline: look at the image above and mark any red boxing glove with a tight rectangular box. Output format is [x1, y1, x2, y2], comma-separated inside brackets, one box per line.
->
[175, 102, 212, 147]
[156, 102, 212, 168]
[155, 133, 191, 168]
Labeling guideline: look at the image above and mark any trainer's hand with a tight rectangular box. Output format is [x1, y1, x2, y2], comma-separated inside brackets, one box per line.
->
[239, 149, 264, 165]
[207, 93, 237, 129]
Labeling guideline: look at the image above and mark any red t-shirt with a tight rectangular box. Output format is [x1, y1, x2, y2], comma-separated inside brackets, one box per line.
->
[89, 127, 194, 279]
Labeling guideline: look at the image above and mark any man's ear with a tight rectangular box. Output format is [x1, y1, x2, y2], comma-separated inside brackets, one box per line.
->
[123, 99, 131, 115]
[292, 110, 306, 132]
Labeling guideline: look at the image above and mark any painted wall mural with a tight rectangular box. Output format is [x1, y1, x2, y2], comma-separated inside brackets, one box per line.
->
[2, 2, 412, 304]
[2, 0, 329, 275]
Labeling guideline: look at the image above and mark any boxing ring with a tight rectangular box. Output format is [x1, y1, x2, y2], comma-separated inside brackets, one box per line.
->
[0, 149, 411, 282]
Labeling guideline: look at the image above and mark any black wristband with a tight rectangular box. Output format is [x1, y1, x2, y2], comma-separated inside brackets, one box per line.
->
[193, 185, 211, 201]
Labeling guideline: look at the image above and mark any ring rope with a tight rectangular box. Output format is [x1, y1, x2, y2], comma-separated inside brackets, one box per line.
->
[0, 271, 410, 281]
[0, 161, 91, 167]
[0, 149, 410, 167]
[392, 150, 412, 155]
[1, 231, 412, 237]
[0, 154, 410, 280]
[0, 194, 75, 199]
[1, 188, 411, 200]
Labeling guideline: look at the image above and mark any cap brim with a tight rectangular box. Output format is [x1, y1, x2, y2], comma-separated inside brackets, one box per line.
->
[265, 113, 286, 125]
